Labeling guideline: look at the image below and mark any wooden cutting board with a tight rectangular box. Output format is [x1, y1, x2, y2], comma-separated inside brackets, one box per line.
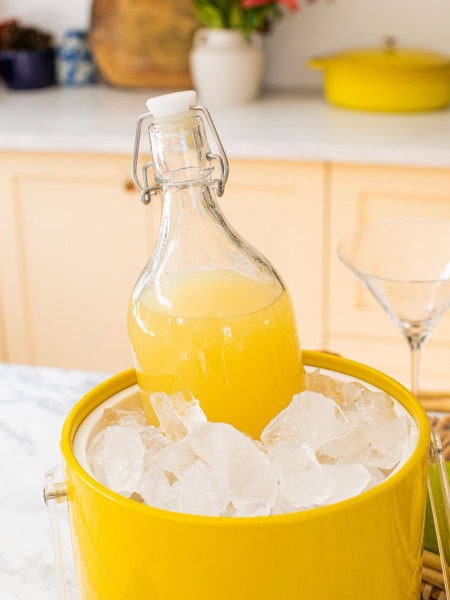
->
[90, 0, 199, 88]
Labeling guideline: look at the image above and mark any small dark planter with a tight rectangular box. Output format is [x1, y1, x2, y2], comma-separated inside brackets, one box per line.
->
[0, 47, 56, 89]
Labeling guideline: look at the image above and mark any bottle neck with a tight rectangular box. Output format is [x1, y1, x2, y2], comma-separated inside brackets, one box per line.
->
[154, 182, 228, 268]
[149, 112, 214, 188]
[149, 111, 232, 264]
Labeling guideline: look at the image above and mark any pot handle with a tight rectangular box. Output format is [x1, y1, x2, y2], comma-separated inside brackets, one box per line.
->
[43, 470, 69, 600]
[308, 56, 324, 70]
[0, 54, 13, 77]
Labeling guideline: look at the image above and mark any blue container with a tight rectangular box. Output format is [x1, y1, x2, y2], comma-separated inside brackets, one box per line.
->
[56, 30, 97, 86]
[0, 48, 56, 89]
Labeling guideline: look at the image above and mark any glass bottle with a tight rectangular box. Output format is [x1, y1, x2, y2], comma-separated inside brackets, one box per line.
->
[129, 91, 305, 439]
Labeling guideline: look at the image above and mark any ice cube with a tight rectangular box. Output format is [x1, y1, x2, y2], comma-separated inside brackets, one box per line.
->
[279, 469, 336, 509]
[318, 414, 410, 472]
[140, 425, 171, 453]
[267, 439, 319, 481]
[261, 391, 347, 451]
[321, 464, 372, 504]
[362, 466, 386, 490]
[270, 492, 299, 515]
[173, 460, 228, 517]
[363, 415, 411, 470]
[93, 426, 145, 494]
[138, 465, 181, 512]
[396, 419, 419, 473]
[139, 437, 196, 511]
[317, 426, 371, 465]
[140, 425, 173, 473]
[188, 422, 278, 517]
[87, 428, 107, 484]
[101, 407, 147, 430]
[340, 382, 396, 424]
[305, 369, 344, 405]
[150, 391, 206, 441]
[144, 437, 197, 483]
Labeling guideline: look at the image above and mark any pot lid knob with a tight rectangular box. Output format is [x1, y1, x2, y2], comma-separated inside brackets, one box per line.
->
[384, 36, 397, 53]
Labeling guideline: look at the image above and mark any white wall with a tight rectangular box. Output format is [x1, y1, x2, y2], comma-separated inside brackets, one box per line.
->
[264, 0, 450, 90]
[2, 0, 450, 91]
[0, 0, 90, 40]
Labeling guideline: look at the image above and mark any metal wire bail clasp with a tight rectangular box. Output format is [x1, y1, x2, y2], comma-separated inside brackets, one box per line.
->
[192, 104, 229, 197]
[132, 103, 229, 203]
[132, 112, 160, 205]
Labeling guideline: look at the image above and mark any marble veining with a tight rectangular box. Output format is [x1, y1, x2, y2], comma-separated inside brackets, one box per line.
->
[0, 363, 110, 600]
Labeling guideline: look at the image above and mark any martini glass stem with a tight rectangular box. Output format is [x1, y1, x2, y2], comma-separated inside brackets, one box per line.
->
[407, 335, 423, 398]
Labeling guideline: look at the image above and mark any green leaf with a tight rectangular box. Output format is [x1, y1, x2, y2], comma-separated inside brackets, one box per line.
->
[228, 2, 244, 29]
[192, 0, 283, 34]
[192, 0, 227, 28]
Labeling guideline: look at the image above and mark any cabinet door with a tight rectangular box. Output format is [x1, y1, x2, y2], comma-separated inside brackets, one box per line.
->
[221, 159, 325, 350]
[0, 152, 160, 373]
[327, 163, 450, 392]
[0, 280, 8, 362]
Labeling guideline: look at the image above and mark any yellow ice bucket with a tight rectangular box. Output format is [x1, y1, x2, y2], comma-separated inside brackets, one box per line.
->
[59, 350, 429, 599]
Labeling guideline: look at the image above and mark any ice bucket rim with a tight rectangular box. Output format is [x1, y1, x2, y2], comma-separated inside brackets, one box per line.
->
[60, 349, 430, 526]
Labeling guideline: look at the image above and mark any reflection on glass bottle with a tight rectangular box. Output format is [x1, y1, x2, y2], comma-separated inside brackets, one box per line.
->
[129, 91, 304, 439]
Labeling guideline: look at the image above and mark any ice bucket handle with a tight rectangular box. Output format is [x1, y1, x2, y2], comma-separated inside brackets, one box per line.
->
[428, 428, 450, 597]
[43, 469, 69, 600]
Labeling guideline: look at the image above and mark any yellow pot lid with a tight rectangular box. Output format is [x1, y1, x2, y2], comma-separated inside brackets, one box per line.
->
[310, 38, 450, 72]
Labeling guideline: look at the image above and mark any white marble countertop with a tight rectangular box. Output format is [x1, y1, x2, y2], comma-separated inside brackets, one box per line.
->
[0, 363, 110, 600]
[1, 85, 450, 167]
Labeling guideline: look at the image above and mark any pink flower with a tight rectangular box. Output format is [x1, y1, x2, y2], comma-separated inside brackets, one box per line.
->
[279, 0, 299, 10]
[241, 0, 299, 11]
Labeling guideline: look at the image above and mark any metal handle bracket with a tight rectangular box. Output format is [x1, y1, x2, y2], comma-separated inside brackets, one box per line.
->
[43, 469, 69, 600]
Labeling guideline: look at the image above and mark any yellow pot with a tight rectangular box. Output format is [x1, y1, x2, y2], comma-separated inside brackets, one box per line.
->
[309, 39, 450, 112]
[60, 350, 429, 599]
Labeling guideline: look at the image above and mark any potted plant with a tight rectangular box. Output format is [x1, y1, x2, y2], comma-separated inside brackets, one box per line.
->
[189, 0, 310, 105]
[0, 20, 56, 89]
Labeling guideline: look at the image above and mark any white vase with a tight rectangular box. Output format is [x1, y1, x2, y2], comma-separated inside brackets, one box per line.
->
[189, 28, 264, 106]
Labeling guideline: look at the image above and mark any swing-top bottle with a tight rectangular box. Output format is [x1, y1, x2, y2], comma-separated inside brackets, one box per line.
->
[129, 91, 305, 439]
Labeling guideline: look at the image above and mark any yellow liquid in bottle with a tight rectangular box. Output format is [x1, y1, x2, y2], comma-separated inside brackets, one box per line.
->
[128, 268, 305, 438]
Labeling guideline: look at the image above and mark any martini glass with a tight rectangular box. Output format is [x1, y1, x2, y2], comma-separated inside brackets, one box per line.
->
[338, 217, 450, 595]
[337, 217, 450, 398]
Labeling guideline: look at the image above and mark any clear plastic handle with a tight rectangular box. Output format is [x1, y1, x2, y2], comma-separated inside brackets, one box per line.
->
[427, 427, 450, 597]
[43, 469, 69, 600]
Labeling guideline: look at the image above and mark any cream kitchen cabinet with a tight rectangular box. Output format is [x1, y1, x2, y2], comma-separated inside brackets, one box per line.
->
[0, 151, 159, 373]
[326, 163, 450, 392]
[0, 152, 325, 373]
[221, 159, 325, 351]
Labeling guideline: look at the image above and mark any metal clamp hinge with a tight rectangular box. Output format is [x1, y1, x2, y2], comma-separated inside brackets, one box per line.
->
[132, 112, 161, 205]
[192, 104, 229, 197]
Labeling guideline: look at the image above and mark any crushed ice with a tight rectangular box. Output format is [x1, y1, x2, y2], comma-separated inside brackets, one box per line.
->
[87, 370, 418, 517]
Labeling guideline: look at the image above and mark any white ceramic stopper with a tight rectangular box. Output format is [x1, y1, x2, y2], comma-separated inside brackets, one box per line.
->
[146, 90, 197, 119]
